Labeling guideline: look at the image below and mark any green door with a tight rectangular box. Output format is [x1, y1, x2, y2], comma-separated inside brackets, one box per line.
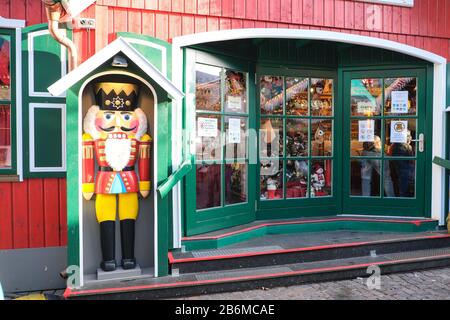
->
[184, 50, 256, 235]
[342, 68, 429, 217]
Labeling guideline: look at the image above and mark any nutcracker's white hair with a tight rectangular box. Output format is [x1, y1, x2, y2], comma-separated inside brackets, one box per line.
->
[134, 107, 148, 141]
[83, 105, 101, 140]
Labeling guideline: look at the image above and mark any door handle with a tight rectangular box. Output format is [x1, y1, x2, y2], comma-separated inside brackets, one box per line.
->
[410, 133, 424, 152]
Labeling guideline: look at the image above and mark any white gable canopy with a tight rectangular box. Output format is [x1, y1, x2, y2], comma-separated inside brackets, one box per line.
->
[48, 37, 184, 100]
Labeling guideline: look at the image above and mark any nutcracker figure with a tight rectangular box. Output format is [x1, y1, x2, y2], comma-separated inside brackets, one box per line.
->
[82, 82, 151, 272]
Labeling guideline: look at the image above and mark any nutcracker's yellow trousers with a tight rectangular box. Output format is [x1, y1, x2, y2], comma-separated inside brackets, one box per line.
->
[95, 193, 138, 223]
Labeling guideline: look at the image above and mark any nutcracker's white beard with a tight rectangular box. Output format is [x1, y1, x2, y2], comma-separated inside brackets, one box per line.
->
[104, 138, 132, 171]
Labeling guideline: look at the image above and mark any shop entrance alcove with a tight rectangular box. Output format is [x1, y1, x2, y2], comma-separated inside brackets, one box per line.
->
[176, 32, 445, 237]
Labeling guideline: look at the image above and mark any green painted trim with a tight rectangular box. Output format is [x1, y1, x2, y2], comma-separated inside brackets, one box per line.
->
[182, 218, 438, 251]
[22, 23, 69, 178]
[433, 157, 450, 170]
[0, 29, 17, 175]
[157, 157, 193, 199]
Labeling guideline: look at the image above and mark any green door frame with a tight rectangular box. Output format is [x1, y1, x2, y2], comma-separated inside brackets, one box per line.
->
[184, 49, 257, 235]
[341, 66, 432, 217]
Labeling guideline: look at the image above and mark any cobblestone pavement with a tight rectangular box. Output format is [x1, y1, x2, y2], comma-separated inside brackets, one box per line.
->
[177, 267, 450, 300]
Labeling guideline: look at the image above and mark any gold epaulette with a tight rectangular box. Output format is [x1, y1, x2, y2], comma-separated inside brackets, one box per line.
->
[140, 134, 153, 143]
[82, 133, 93, 141]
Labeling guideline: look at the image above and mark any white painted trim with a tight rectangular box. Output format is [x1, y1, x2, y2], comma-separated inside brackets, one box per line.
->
[29, 103, 66, 173]
[356, 0, 414, 7]
[123, 37, 168, 77]
[28, 29, 67, 98]
[0, 17, 25, 29]
[172, 28, 448, 226]
[49, 37, 183, 101]
[15, 28, 23, 181]
[77, 71, 159, 286]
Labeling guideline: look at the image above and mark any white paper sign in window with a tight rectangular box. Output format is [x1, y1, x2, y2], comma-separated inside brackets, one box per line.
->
[358, 120, 375, 142]
[197, 117, 218, 137]
[390, 120, 408, 143]
[391, 91, 409, 114]
[228, 118, 241, 144]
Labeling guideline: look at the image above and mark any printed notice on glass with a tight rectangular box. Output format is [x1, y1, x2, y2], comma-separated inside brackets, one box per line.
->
[391, 91, 409, 114]
[390, 120, 408, 143]
[357, 101, 374, 114]
[227, 96, 242, 111]
[358, 120, 375, 142]
[197, 117, 218, 137]
[228, 118, 241, 143]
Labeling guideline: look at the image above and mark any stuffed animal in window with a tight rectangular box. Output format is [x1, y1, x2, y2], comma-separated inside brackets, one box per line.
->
[82, 82, 151, 272]
[311, 163, 326, 194]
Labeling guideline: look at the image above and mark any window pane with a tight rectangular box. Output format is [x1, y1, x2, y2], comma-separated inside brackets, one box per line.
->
[385, 160, 416, 198]
[286, 77, 308, 116]
[225, 70, 247, 113]
[260, 159, 283, 200]
[260, 76, 283, 115]
[286, 118, 308, 157]
[195, 64, 221, 112]
[0, 35, 11, 101]
[350, 159, 381, 197]
[350, 119, 382, 157]
[351, 79, 382, 116]
[225, 116, 247, 160]
[196, 114, 222, 161]
[384, 78, 417, 116]
[311, 119, 333, 156]
[310, 160, 332, 197]
[385, 119, 416, 157]
[260, 118, 283, 158]
[311, 78, 333, 116]
[196, 164, 221, 209]
[0, 104, 11, 168]
[286, 160, 308, 199]
[226, 163, 247, 204]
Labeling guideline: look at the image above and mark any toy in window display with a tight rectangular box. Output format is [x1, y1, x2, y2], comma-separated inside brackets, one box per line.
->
[82, 82, 151, 272]
[311, 163, 326, 196]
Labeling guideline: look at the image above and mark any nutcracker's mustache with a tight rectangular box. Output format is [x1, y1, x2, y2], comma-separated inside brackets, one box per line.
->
[98, 125, 137, 132]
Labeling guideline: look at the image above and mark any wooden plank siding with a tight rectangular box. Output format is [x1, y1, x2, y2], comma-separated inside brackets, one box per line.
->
[0, 0, 449, 250]
[0, 179, 67, 249]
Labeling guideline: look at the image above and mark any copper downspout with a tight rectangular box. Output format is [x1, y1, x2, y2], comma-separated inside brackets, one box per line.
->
[42, 0, 78, 71]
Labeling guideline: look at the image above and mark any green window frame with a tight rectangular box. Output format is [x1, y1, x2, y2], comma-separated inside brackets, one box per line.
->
[0, 28, 17, 177]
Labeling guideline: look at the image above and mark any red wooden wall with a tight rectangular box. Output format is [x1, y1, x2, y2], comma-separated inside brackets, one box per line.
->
[0, 0, 449, 250]
[0, 178, 67, 249]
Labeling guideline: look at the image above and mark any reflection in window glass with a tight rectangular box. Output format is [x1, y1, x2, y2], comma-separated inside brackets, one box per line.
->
[0, 104, 11, 168]
[286, 160, 308, 198]
[196, 164, 221, 209]
[286, 77, 308, 116]
[260, 118, 283, 158]
[195, 64, 221, 112]
[311, 119, 332, 156]
[350, 119, 382, 157]
[351, 159, 381, 197]
[311, 78, 333, 116]
[310, 160, 332, 197]
[351, 79, 382, 116]
[286, 119, 308, 157]
[260, 159, 283, 200]
[225, 70, 247, 113]
[0, 35, 10, 101]
[385, 119, 416, 157]
[226, 163, 247, 204]
[260, 76, 283, 115]
[225, 116, 247, 160]
[384, 78, 417, 116]
[196, 114, 221, 161]
[385, 160, 415, 198]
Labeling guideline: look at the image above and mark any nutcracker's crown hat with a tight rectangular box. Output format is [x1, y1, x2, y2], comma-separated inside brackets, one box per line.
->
[94, 82, 139, 111]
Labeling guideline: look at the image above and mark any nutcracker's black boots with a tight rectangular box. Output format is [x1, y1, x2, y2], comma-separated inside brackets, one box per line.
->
[100, 221, 116, 272]
[120, 219, 136, 270]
